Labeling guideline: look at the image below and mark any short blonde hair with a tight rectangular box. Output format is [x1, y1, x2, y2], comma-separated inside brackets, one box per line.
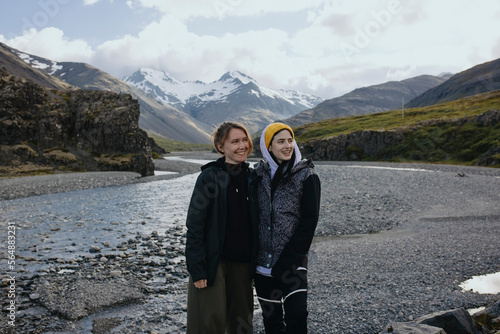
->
[212, 122, 254, 156]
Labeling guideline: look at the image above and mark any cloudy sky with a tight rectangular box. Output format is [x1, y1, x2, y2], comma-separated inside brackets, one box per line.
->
[1, 0, 499, 99]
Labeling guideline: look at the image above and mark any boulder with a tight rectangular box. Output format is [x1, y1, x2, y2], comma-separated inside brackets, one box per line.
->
[472, 300, 500, 332]
[380, 308, 482, 334]
[416, 308, 481, 334]
[379, 322, 446, 334]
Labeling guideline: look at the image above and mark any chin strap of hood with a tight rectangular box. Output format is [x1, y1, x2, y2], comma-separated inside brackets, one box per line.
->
[260, 123, 302, 179]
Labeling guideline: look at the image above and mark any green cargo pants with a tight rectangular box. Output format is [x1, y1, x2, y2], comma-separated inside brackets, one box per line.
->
[187, 259, 253, 334]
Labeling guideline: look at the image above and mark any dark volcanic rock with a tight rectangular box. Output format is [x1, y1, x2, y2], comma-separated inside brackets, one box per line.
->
[301, 129, 404, 161]
[0, 69, 154, 176]
[472, 300, 500, 333]
[380, 308, 482, 334]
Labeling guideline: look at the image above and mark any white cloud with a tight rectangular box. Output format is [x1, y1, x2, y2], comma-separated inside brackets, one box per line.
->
[0, 27, 92, 63]
[1, 0, 500, 99]
[129, 0, 322, 20]
[83, 0, 101, 5]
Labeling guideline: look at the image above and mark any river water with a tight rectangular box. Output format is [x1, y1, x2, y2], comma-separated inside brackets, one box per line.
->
[1, 172, 199, 275]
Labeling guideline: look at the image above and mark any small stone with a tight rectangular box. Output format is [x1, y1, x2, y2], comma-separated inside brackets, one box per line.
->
[29, 293, 40, 300]
[109, 270, 122, 277]
[90, 246, 102, 253]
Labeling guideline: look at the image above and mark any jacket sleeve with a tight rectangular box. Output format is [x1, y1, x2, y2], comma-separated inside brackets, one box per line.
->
[272, 173, 321, 278]
[185, 170, 213, 282]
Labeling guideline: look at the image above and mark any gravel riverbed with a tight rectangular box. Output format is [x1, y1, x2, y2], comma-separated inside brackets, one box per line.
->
[1, 153, 499, 333]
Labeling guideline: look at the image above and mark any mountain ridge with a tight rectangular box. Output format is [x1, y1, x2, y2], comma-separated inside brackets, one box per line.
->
[4, 41, 499, 152]
[405, 58, 500, 108]
[123, 68, 322, 110]
[1, 43, 212, 143]
[123, 67, 324, 133]
[0, 42, 75, 91]
[282, 74, 448, 127]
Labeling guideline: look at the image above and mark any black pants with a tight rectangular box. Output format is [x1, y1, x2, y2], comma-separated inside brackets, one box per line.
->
[254, 269, 308, 334]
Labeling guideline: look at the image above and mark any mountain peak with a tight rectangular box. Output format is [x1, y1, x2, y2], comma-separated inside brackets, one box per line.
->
[219, 71, 255, 84]
[123, 68, 323, 132]
[438, 72, 454, 80]
[135, 67, 180, 85]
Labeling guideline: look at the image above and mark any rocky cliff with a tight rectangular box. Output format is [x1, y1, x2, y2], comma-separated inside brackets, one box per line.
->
[300, 109, 500, 166]
[0, 43, 212, 144]
[0, 69, 154, 176]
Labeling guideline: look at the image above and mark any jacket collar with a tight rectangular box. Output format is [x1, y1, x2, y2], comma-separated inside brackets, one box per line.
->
[254, 158, 313, 176]
[201, 156, 249, 172]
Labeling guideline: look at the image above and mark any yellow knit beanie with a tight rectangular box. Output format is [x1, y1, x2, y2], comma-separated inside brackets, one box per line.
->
[264, 123, 294, 148]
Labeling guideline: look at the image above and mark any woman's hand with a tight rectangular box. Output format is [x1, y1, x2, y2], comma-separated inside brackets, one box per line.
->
[194, 279, 207, 289]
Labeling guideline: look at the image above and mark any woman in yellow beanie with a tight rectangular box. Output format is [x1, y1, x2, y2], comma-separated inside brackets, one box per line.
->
[254, 122, 321, 333]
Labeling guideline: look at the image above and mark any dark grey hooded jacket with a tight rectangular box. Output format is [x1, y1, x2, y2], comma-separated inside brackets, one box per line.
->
[254, 158, 321, 278]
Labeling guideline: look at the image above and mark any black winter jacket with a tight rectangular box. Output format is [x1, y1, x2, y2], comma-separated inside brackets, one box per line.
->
[185, 157, 259, 286]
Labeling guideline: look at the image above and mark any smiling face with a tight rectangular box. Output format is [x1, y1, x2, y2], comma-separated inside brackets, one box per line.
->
[218, 128, 250, 164]
[269, 129, 294, 164]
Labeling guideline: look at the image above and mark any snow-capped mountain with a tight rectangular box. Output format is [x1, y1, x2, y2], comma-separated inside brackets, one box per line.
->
[123, 68, 323, 133]
[4, 44, 212, 143]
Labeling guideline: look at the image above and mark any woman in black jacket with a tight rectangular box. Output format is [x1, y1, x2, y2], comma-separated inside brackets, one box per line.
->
[254, 122, 321, 334]
[185, 121, 258, 333]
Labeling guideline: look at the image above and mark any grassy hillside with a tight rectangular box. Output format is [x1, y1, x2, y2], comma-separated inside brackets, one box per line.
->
[378, 117, 499, 165]
[295, 90, 500, 141]
[295, 91, 500, 166]
[148, 133, 212, 153]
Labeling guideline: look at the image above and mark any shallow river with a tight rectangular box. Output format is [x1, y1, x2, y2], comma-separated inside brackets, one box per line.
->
[1, 172, 199, 275]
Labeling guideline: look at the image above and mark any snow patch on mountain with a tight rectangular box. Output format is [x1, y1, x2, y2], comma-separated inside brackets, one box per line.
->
[123, 68, 323, 109]
[124, 68, 239, 105]
[14, 50, 63, 75]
